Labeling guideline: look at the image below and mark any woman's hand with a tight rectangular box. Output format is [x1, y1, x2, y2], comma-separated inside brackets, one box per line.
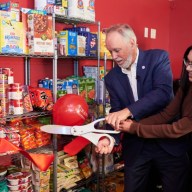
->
[118, 119, 133, 132]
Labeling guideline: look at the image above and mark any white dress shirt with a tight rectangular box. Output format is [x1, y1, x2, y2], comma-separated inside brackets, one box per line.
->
[121, 48, 139, 101]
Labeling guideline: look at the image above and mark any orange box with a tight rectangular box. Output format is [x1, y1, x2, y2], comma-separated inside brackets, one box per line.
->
[27, 14, 54, 55]
[20, 8, 47, 54]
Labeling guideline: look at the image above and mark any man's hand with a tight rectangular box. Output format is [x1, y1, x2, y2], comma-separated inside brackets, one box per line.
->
[95, 137, 115, 154]
[105, 108, 131, 129]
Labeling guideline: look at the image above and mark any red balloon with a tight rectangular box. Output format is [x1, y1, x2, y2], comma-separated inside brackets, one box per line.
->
[53, 94, 89, 126]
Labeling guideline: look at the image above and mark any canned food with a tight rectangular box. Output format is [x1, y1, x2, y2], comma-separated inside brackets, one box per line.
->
[38, 79, 43, 88]
[0, 68, 14, 84]
[8, 83, 23, 100]
[0, 74, 8, 84]
[9, 99, 23, 115]
[0, 84, 8, 98]
[0, 98, 8, 117]
[42, 78, 50, 89]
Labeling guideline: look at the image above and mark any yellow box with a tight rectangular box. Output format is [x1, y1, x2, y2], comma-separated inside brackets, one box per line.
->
[100, 31, 112, 59]
[0, 18, 24, 53]
[62, 0, 68, 8]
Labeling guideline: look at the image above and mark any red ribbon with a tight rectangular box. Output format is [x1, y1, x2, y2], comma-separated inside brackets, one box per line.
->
[64, 136, 90, 156]
[0, 138, 54, 171]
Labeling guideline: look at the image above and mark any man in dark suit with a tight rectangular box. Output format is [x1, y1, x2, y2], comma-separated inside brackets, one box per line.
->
[96, 24, 190, 192]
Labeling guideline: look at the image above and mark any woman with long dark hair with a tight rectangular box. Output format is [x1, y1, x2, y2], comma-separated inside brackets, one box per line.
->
[118, 45, 192, 138]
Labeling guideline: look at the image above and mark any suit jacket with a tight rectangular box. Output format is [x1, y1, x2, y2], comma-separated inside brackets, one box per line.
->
[104, 49, 190, 163]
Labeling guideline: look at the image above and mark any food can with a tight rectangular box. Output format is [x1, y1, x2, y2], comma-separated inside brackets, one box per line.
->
[9, 99, 23, 115]
[38, 79, 43, 88]
[0, 98, 8, 117]
[42, 78, 50, 89]
[0, 68, 14, 84]
[0, 84, 8, 99]
[0, 74, 8, 84]
[8, 83, 23, 100]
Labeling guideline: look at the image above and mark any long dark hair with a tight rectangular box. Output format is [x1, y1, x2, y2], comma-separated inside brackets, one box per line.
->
[180, 45, 192, 95]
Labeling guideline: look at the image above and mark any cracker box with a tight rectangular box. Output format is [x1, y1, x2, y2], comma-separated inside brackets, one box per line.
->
[0, 18, 24, 54]
[20, 8, 47, 54]
[27, 14, 54, 55]
[59, 30, 77, 56]
[0, 1, 20, 21]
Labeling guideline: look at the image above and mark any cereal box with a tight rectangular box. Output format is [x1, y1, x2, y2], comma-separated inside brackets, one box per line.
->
[20, 8, 47, 54]
[0, 18, 24, 54]
[0, 1, 20, 21]
[0, 10, 16, 21]
[27, 14, 54, 55]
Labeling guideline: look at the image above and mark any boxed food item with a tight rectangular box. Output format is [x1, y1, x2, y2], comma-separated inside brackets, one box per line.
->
[53, 5, 67, 16]
[0, 18, 24, 54]
[20, 8, 47, 54]
[0, 10, 16, 21]
[77, 35, 86, 56]
[84, 0, 95, 22]
[27, 14, 54, 55]
[32, 168, 50, 186]
[85, 77, 95, 104]
[68, 0, 84, 20]
[62, 0, 68, 8]
[100, 30, 112, 59]
[34, 0, 55, 11]
[79, 31, 97, 57]
[59, 30, 77, 56]
[0, 1, 20, 21]
[54, 0, 68, 8]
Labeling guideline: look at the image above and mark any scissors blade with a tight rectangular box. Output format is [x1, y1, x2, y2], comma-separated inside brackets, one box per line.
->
[40, 125, 73, 135]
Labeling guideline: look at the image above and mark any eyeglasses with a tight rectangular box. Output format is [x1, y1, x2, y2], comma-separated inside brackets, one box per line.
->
[183, 59, 192, 68]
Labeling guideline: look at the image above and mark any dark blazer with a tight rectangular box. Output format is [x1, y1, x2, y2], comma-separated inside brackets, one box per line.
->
[104, 49, 190, 163]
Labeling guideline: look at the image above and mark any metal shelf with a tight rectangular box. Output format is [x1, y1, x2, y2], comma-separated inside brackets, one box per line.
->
[60, 175, 95, 192]
[55, 14, 97, 25]
[0, 53, 54, 58]
[58, 55, 97, 59]
[2, 111, 52, 122]
[0, 53, 100, 60]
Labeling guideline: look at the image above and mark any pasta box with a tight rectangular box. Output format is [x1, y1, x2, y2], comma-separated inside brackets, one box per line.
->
[59, 30, 77, 56]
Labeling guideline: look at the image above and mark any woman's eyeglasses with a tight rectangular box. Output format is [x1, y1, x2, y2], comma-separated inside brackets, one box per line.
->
[183, 59, 192, 68]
